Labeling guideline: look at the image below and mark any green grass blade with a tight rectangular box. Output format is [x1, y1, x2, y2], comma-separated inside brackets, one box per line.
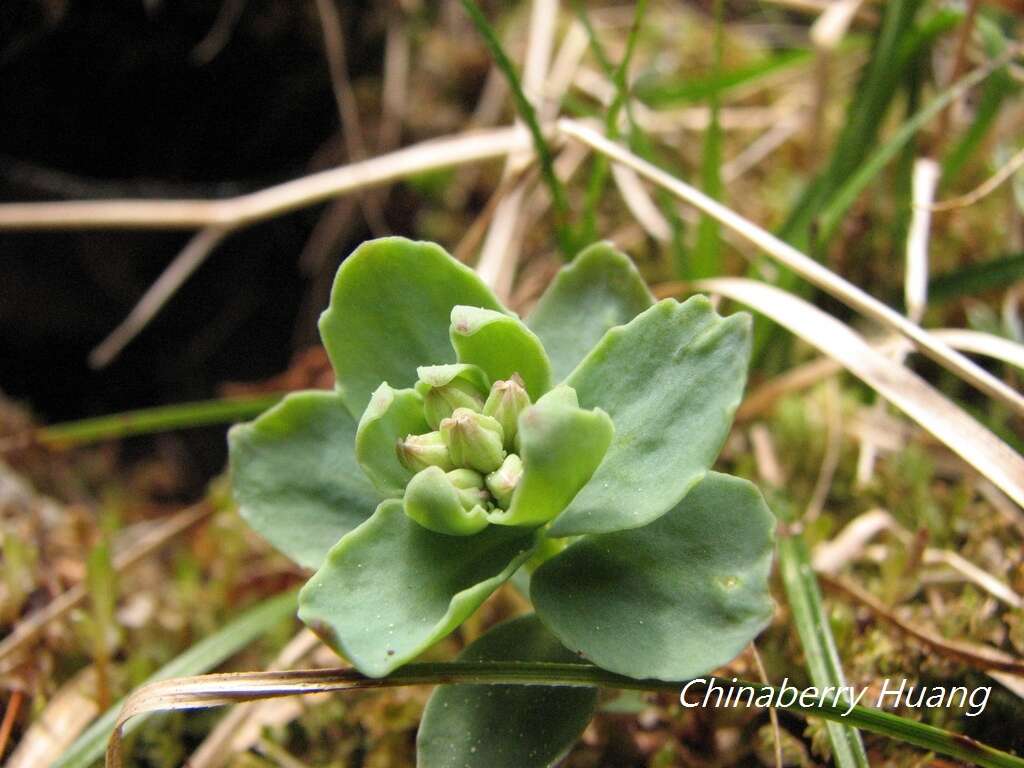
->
[781, 540, 871, 766]
[633, 48, 813, 107]
[34, 393, 283, 447]
[777, 0, 926, 250]
[692, 0, 725, 279]
[818, 54, 1010, 242]
[826, 0, 923, 185]
[52, 589, 297, 768]
[754, 5, 963, 366]
[928, 252, 1024, 303]
[572, 0, 687, 267]
[774, 499, 870, 768]
[459, 0, 575, 256]
[575, 0, 649, 244]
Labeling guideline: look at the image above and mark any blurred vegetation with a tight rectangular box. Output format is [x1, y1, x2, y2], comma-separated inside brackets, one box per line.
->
[1, 0, 1023, 766]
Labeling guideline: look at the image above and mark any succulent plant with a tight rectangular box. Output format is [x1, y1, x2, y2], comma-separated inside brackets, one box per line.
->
[228, 236, 775, 767]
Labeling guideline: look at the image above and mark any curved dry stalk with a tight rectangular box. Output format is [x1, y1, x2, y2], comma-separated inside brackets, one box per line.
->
[104, 663, 1024, 768]
[733, 327, 1024, 423]
[187, 630, 323, 768]
[0, 126, 532, 230]
[813, 508, 896, 573]
[557, 118, 1024, 420]
[693, 277, 1024, 508]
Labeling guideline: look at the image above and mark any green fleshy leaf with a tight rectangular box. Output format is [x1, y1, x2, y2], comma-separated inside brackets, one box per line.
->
[319, 238, 506, 416]
[228, 391, 380, 569]
[549, 297, 751, 537]
[450, 305, 552, 401]
[527, 242, 654, 382]
[532, 472, 775, 680]
[403, 466, 490, 536]
[488, 394, 613, 528]
[298, 500, 537, 677]
[416, 363, 491, 391]
[355, 383, 429, 497]
[417, 364, 490, 430]
[418, 615, 597, 768]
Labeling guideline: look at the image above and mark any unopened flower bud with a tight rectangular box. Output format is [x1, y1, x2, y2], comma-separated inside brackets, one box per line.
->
[396, 431, 454, 473]
[483, 374, 531, 449]
[403, 466, 489, 536]
[440, 408, 506, 473]
[485, 453, 523, 509]
[447, 468, 490, 511]
[418, 365, 488, 429]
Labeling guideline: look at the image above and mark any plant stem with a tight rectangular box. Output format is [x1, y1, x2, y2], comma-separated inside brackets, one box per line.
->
[109, 663, 1024, 768]
[29, 393, 284, 448]
[459, 0, 575, 257]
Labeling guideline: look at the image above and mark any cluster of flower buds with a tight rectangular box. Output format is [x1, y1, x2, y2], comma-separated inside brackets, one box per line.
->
[396, 368, 530, 535]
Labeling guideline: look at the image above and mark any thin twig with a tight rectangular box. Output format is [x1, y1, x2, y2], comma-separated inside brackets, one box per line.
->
[3, 126, 530, 364]
[805, 378, 842, 522]
[557, 118, 1024, 418]
[0, 690, 23, 761]
[748, 643, 783, 768]
[379, 9, 409, 154]
[89, 226, 229, 368]
[930, 143, 1024, 212]
[821, 574, 1024, 675]
[314, 0, 389, 235]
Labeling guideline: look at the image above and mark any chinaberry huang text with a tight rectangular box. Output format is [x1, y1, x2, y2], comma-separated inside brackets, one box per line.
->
[680, 677, 991, 718]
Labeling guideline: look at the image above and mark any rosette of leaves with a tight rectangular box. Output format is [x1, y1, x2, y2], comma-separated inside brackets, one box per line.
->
[229, 237, 775, 767]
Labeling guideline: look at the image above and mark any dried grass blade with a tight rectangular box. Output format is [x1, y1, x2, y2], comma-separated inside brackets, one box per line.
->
[694, 277, 1024, 508]
[7, 669, 98, 768]
[557, 118, 1024, 418]
[734, 327, 1024, 423]
[0, 127, 531, 230]
[188, 630, 323, 768]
